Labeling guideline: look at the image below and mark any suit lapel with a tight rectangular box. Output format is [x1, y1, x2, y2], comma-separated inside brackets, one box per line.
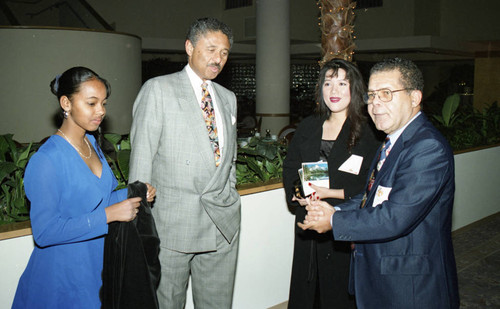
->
[327, 119, 352, 167]
[211, 83, 233, 165]
[367, 113, 427, 201]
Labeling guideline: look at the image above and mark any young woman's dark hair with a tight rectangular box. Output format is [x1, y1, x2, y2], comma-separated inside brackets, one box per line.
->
[50, 66, 111, 100]
[315, 59, 368, 152]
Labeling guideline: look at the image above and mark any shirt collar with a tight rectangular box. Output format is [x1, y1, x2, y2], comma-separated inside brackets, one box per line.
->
[185, 64, 211, 90]
[387, 111, 422, 148]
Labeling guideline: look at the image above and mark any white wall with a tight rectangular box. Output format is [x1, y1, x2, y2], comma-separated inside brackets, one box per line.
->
[451, 146, 500, 230]
[232, 189, 294, 308]
[0, 235, 33, 308]
[0, 28, 141, 143]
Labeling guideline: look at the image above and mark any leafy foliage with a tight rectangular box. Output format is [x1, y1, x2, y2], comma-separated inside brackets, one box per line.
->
[103, 133, 131, 190]
[0, 134, 38, 224]
[236, 136, 288, 185]
[430, 94, 500, 151]
[432, 93, 460, 127]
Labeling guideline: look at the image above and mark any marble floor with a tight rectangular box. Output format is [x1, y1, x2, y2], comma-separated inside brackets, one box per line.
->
[268, 212, 500, 309]
[453, 212, 500, 308]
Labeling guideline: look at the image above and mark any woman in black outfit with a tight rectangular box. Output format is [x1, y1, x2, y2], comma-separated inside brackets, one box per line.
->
[283, 59, 382, 308]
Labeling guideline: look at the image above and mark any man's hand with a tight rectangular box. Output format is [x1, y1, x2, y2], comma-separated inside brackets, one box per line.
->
[292, 195, 309, 206]
[145, 183, 156, 202]
[297, 199, 336, 233]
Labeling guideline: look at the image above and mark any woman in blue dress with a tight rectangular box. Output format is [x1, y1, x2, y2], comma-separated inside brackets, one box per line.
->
[12, 67, 156, 308]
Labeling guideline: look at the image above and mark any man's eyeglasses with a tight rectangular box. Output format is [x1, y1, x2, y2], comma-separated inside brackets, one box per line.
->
[364, 88, 413, 104]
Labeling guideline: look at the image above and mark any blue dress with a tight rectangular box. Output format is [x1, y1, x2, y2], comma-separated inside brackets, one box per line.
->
[12, 134, 127, 309]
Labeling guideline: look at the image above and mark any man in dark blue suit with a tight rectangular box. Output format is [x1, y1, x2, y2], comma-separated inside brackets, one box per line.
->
[299, 57, 459, 309]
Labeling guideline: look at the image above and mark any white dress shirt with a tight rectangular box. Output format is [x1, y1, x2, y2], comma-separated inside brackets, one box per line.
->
[185, 64, 225, 158]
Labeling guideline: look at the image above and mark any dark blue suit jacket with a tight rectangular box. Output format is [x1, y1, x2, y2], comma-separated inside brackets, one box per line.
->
[332, 114, 459, 309]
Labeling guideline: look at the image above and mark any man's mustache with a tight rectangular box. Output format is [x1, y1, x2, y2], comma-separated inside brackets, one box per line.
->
[208, 63, 221, 70]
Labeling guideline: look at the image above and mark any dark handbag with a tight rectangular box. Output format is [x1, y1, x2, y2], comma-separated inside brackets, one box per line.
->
[293, 179, 306, 199]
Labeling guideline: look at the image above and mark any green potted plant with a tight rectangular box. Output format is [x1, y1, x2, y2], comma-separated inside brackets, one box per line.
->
[102, 133, 131, 190]
[0, 134, 38, 224]
[236, 135, 287, 187]
[430, 93, 500, 151]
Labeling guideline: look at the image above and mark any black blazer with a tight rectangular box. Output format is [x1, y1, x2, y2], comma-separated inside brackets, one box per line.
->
[283, 115, 382, 208]
[100, 181, 161, 309]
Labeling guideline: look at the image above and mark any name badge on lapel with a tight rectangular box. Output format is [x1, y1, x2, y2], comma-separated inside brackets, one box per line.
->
[373, 185, 392, 207]
[338, 154, 363, 175]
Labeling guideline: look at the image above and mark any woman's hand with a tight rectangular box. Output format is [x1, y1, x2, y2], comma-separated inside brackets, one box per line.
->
[145, 183, 156, 202]
[105, 197, 141, 223]
[308, 183, 345, 200]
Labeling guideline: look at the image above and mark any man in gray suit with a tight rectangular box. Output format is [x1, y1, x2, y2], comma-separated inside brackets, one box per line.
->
[128, 17, 240, 309]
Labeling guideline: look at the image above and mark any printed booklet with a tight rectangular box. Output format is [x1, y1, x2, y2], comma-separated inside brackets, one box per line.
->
[298, 161, 329, 196]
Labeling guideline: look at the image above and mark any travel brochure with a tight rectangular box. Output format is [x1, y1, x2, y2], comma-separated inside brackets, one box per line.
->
[298, 161, 329, 197]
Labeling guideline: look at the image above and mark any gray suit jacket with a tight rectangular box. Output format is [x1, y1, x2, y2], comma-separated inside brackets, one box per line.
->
[128, 67, 241, 253]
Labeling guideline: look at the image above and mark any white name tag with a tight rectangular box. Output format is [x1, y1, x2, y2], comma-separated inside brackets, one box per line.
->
[338, 154, 363, 175]
[373, 185, 392, 207]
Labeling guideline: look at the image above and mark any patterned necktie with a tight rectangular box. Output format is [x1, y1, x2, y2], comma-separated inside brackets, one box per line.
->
[200, 82, 221, 167]
[361, 137, 391, 208]
[377, 137, 391, 171]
